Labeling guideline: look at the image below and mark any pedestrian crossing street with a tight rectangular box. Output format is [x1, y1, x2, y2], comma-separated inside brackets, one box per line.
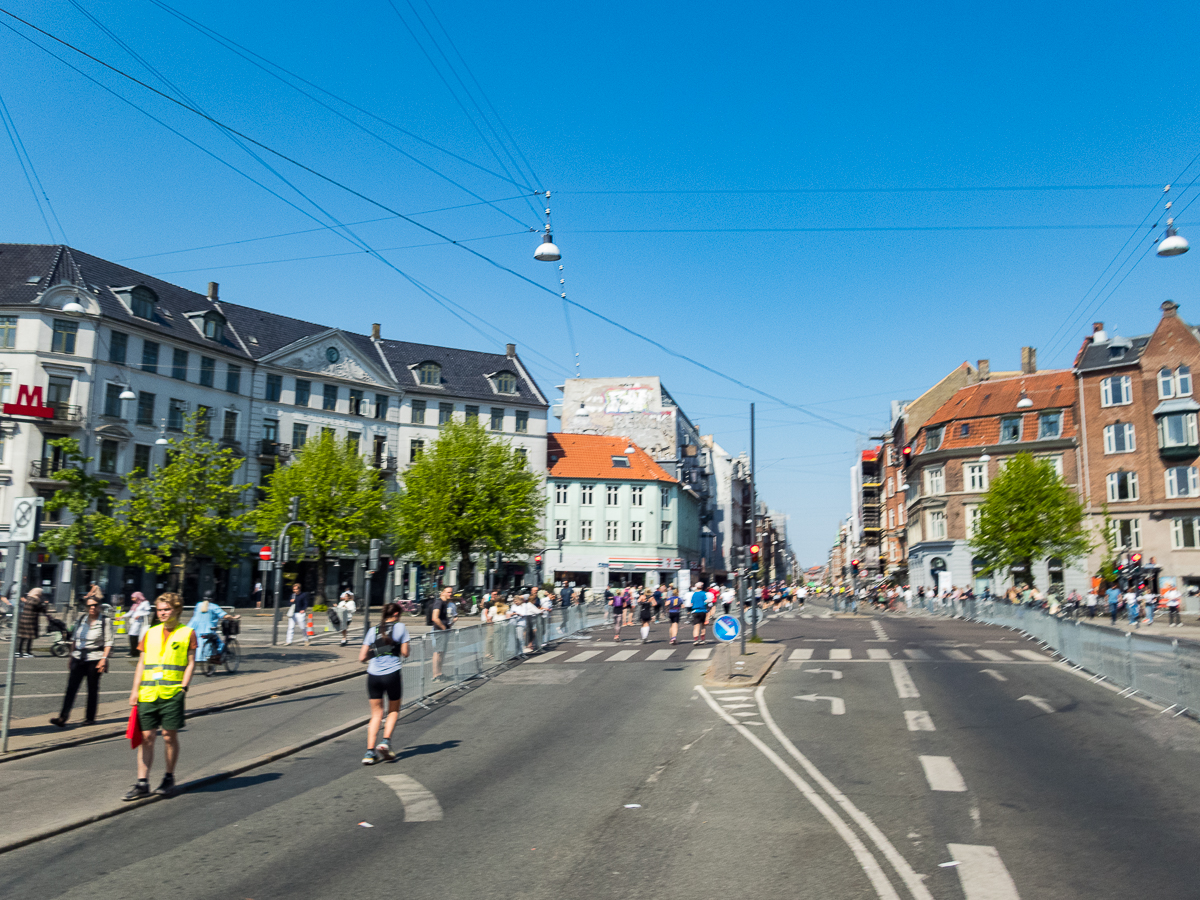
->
[524, 645, 1052, 664]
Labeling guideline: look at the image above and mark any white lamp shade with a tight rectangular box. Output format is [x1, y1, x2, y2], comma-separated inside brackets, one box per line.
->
[155, 436, 168, 445]
[979, 453, 991, 462]
[534, 234, 561, 262]
[624, 443, 635, 454]
[1017, 393, 1033, 409]
[119, 388, 136, 401]
[1158, 233, 1190, 257]
[572, 403, 589, 421]
[62, 301, 85, 315]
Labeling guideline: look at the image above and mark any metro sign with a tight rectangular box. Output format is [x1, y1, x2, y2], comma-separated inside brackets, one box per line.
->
[3, 385, 53, 419]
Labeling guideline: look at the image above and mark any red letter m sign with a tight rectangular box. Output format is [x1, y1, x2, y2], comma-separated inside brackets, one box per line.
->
[3, 384, 54, 419]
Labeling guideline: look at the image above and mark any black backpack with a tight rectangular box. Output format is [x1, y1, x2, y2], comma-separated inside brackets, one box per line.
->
[373, 623, 401, 658]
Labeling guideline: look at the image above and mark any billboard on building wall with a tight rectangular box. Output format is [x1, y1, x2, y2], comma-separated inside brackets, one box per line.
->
[562, 377, 679, 461]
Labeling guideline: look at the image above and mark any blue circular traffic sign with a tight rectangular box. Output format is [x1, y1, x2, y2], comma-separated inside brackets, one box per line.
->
[713, 614, 741, 642]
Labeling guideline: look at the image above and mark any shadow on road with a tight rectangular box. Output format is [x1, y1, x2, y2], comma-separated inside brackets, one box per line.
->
[394, 740, 461, 761]
[194, 772, 284, 793]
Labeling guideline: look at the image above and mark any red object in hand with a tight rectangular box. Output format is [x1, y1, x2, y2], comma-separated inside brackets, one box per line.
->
[126, 706, 142, 749]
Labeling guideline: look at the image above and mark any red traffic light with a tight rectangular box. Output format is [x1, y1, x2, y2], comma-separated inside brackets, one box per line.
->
[851, 558, 860, 566]
[750, 544, 761, 554]
[902, 446, 912, 457]
[534, 554, 543, 564]
[1131, 553, 1143, 564]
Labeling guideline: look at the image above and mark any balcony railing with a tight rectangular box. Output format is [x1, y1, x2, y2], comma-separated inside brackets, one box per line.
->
[371, 454, 398, 472]
[258, 440, 291, 459]
[30, 459, 68, 479]
[46, 403, 83, 423]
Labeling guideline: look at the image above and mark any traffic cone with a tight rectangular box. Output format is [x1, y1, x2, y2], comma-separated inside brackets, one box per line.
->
[306, 611, 314, 637]
[116, 608, 127, 635]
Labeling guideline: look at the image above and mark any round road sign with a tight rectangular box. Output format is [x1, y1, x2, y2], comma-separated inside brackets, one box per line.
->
[259, 545, 272, 561]
[713, 614, 741, 642]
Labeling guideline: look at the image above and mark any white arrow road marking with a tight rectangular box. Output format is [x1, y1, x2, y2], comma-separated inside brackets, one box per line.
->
[1017, 695, 1055, 714]
[904, 710, 935, 731]
[919, 756, 967, 792]
[375, 774, 443, 821]
[794, 694, 846, 715]
[803, 668, 843, 680]
[980, 668, 1008, 682]
[945, 844, 1021, 899]
[889, 661, 920, 699]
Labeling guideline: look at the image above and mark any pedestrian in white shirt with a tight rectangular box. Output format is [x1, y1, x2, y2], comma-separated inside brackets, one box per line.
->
[122, 592, 152, 658]
[337, 590, 357, 646]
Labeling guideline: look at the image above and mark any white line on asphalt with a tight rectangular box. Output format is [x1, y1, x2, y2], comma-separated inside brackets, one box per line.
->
[945, 844, 1021, 899]
[1017, 695, 1056, 714]
[974, 649, 1012, 662]
[753, 687, 934, 900]
[1012, 649, 1049, 662]
[942, 649, 972, 661]
[829, 648, 852, 660]
[527, 651, 565, 664]
[647, 649, 676, 661]
[732, 711, 760, 717]
[904, 710, 935, 732]
[565, 651, 601, 663]
[789, 648, 815, 660]
[867, 648, 893, 660]
[710, 688, 753, 695]
[902, 649, 931, 660]
[694, 686, 905, 900]
[607, 650, 638, 662]
[687, 648, 713, 660]
[919, 756, 967, 792]
[375, 774, 444, 821]
[980, 669, 1009, 682]
[721, 702, 756, 709]
[803, 668, 843, 680]
[889, 661, 920, 699]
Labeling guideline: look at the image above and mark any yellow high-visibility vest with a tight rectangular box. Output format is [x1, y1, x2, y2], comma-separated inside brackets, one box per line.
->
[138, 623, 194, 702]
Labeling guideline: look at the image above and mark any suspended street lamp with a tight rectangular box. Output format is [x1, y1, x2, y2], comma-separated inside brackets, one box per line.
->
[1157, 185, 1189, 257]
[534, 191, 561, 262]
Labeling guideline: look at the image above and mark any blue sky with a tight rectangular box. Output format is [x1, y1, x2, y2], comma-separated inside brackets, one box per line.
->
[2, 0, 1199, 564]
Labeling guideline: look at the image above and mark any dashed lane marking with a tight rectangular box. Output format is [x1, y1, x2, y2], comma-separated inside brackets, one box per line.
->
[565, 651, 602, 663]
[904, 710, 935, 732]
[829, 648, 852, 660]
[687, 647, 713, 660]
[375, 774, 444, 821]
[647, 649, 676, 661]
[920, 756, 967, 792]
[607, 650, 638, 662]
[946, 844, 1021, 899]
[889, 661, 920, 699]
[866, 648, 893, 660]
[1012, 649, 1050, 662]
[974, 649, 1012, 662]
[903, 649, 932, 660]
[526, 651, 565, 664]
[942, 649, 972, 661]
[789, 648, 815, 661]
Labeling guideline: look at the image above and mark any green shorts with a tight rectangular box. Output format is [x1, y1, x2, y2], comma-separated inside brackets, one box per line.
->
[138, 692, 186, 732]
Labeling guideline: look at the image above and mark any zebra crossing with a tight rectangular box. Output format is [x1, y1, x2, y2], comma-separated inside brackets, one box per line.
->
[788, 647, 1049, 662]
[526, 645, 714, 664]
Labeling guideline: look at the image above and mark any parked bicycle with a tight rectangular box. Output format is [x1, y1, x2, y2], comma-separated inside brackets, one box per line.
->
[200, 617, 240, 676]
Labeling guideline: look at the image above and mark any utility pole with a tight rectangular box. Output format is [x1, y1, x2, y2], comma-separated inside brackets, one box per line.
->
[750, 403, 758, 640]
[270, 496, 306, 646]
[3, 496, 40, 752]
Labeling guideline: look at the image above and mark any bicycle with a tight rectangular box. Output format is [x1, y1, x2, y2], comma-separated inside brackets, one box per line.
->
[200, 619, 240, 676]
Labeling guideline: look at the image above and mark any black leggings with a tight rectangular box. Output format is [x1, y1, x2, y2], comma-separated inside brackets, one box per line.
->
[17, 637, 33, 655]
[60, 658, 103, 722]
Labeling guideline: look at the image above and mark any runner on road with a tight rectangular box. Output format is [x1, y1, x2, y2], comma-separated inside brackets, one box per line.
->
[690, 583, 712, 645]
[665, 588, 683, 644]
[611, 589, 627, 641]
[359, 602, 410, 765]
[638, 591, 654, 643]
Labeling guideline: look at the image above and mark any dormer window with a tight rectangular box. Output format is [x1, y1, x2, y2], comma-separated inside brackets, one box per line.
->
[611, 456, 630, 468]
[203, 312, 225, 342]
[418, 362, 441, 385]
[495, 372, 518, 394]
[130, 286, 157, 321]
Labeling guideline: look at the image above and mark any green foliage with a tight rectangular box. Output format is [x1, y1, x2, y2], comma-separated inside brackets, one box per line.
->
[1096, 503, 1118, 583]
[970, 453, 1091, 587]
[33, 437, 123, 569]
[393, 418, 544, 585]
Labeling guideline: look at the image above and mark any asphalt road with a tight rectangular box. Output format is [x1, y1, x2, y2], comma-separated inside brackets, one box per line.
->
[3, 605, 1199, 899]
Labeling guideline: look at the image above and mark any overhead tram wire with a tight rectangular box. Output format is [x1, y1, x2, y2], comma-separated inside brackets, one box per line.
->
[568, 224, 1142, 234]
[0, 87, 65, 243]
[0, 8, 861, 435]
[559, 185, 1163, 195]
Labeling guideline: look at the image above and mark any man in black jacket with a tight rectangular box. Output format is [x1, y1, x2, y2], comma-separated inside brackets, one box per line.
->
[286, 582, 312, 646]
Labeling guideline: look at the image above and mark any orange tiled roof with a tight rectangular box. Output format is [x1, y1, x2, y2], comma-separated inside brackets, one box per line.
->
[925, 371, 1073, 426]
[547, 433, 678, 482]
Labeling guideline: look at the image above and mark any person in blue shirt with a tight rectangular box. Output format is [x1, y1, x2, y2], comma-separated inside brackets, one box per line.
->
[689, 583, 712, 645]
[1106, 586, 1121, 624]
[665, 588, 683, 644]
[187, 595, 238, 662]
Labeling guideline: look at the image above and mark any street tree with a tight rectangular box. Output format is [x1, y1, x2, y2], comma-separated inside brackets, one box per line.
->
[970, 452, 1091, 588]
[115, 415, 248, 591]
[393, 418, 543, 589]
[253, 431, 391, 599]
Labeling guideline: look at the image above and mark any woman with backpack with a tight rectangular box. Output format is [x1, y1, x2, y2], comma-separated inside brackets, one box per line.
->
[358, 602, 410, 766]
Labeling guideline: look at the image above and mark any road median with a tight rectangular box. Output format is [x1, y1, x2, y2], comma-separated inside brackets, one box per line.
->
[703, 642, 782, 687]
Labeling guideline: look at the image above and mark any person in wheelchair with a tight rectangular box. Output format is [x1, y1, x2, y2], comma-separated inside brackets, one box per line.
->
[187, 593, 240, 662]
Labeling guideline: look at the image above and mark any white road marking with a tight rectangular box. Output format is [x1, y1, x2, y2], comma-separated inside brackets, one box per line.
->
[789, 648, 815, 660]
[794, 693, 846, 715]
[732, 711, 760, 717]
[1012, 649, 1048, 662]
[942, 649, 972, 661]
[527, 651, 565, 664]
[980, 669, 1009, 682]
[829, 648, 853, 660]
[375, 774, 444, 821]
[803, 668, 843, 680]
[974, 649, 1012, 662]
[687, 647, 712, 660]
[647, 649, 676, 661]
[946, 844, 1022, 899]
[920, 756, 967, 792]
[889, 661, 920, 699]
[565, 651, 601, 663]
[1017, 695, 1056, 714]
[867, 648, 893, 660]
[695, 687, 906, 900]
[904, 710, 935, 731]
[721, 702, 756, 709]
[710, 688, 753, 695]
[607, 650, 638, 662]
[869, 621, 893, 642]
[903, 648, 932, 660]
[752, 687, 934, 900]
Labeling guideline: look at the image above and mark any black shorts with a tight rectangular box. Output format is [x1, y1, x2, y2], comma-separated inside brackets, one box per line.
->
[639, 612, 653, 623]
[668, 611, 681, 623]
[367, 670, 404, 701]
[691, 611, 708, 625]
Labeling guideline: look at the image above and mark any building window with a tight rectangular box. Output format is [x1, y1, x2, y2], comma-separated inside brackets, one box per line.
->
[292, 424, 308, 449]
[321, 427, 335, 440]
[347, 431, 361, 454]
[1160, 367, 1176, 399]
[410, 439, 424, 461]
[295, 379, 311, 407]
[51, 319, 77, 354]
[109, 330, 127, 364]
[555, 483, 568, 504]
[1111, 518, 1141, 550]
[196, 405, 212, 436]
[555, 519, 568, 541]
[132, 443, 151, 475]
[130, 287, 155, 320]
[1103, 423, 1135, 454]
[348, 389, 364, 416]
[661, 486, 670, 508]
[465, 405, 479, 423]
[1101, 375, 1132, 407]
[888, 508, 896, 529]
[490, 407, 504, 431]
[223, 410, 238, 443]
[1166, 466, 1200, 499]
[606, 484, 620, 505]
[964, 462, 987, 492]
[515, 448, 527, 461]
[0, 372, 11, 404]
[606, 520, 619, 541]
[965, 506, 982, 540]
[411, 399, 426, 424]
[495, 372, 517, 394]
[265, 374, 282, 402]
[226, 364, 241, 395]
[925, 466, 945, 495]
[104, 383, 123, 418]
[1172, 517, 1200, 549]
[375, 394, 389, 420]
[203, 314, 224, 342]
[928, 510, 947, 540]
[581, 484, 594, 505]
[196, 356, 213, 388]
[99, 439, 118, 474]
[631, 486, 644, 506]
[925, 426, 944, 452]
[631, 521, 643, 542]
[999, 416, 1021, 443]
[580, 520, 594, 542]
[168, 399, 186, 431]
[1158, 412, 1199, 450]
[1036, 455, 1064, 479]
[1179, 366, 1193, 396]
[136, 391, 155, 426]
[886, 476, 894, 497]
[439, 402, 454, 425]
[1038, 411, 1062, 439]
[171, 348, 188, 381]
[1107, 471, 1139, 501]
[141, 340, 159, 373]
[418, 362, 441, 385]
[611, 456, 631, 468]
[959, 423, 970, 438]
[515, 410, 529, 433]
[0, 316, 14, 350]
[322, 384, 337, 411]
[263, 419, 279, 444]
[661, 520, 671, 542]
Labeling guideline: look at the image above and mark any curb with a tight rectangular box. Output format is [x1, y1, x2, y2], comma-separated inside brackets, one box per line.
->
[703, 644, 783, 687]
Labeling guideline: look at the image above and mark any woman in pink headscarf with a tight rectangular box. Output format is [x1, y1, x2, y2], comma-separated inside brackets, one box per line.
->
[122, 592, 151, 657]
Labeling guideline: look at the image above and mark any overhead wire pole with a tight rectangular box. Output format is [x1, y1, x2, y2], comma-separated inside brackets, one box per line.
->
[750, 403, 758, 640]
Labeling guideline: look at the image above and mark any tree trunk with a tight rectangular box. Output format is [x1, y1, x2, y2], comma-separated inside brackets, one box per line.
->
[317, 553, 328, 605]
[457, 543, 474, 595]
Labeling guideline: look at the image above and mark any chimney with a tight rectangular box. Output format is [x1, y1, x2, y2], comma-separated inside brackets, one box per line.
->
[1092, 322, 1108, 342]
[1162, 300, 1180, 317]
[977, 359, 990, 381]
[1020, 346, 1037, 374]
[371, 323, 381, 340]
[207, 282, 218, 301]
[506, 343, 516, 358]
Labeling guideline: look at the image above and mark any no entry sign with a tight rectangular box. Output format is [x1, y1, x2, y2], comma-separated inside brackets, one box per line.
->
[259, 545, 272, 561]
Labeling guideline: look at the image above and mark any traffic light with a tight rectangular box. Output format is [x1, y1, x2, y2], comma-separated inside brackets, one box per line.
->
[534, 554, 543, 565]
[750, 543, 761, 572]
[850, 558, 860, 576]
[901, 446, 913, 464]
[1129, 552, 1143, 584]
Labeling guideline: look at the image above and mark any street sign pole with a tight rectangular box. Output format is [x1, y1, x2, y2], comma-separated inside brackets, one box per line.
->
[737, 567, 746, 656]
[1, 540, 28, 753]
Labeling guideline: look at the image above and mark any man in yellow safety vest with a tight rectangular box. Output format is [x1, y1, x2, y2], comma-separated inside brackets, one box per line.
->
[124, 593, 197, 801]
